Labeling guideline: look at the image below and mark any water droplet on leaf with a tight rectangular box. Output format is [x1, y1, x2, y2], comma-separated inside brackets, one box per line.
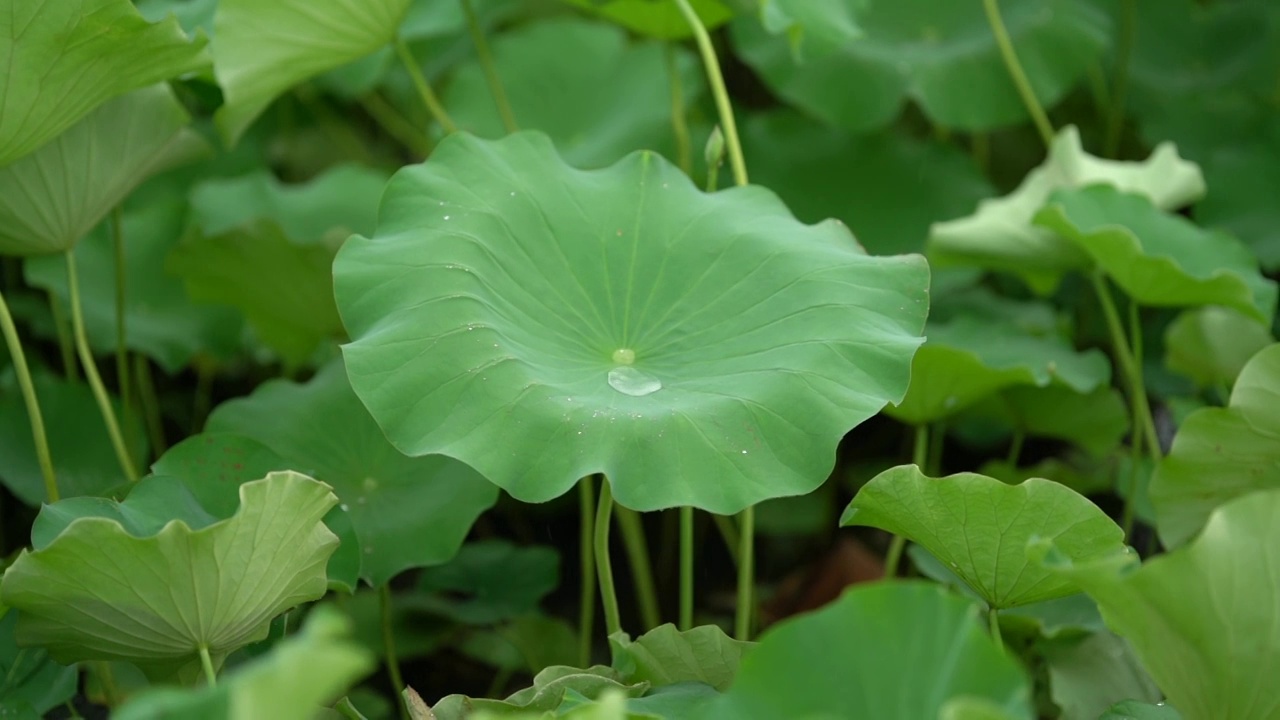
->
[608, 366, 661, 397]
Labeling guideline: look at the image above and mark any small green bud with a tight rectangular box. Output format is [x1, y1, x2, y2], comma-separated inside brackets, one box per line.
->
[704, 126, 725, 170]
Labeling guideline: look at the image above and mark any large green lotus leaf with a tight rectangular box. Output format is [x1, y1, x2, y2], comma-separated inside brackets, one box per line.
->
[0, 0, 208, 166]
[741, 111, 993, 256]
[0, 611, 76, 718]
[1044, 631, 1161, 720]
[841, 465, 1125, 609]
[0, 471, 338, 681]
[24, 196, 243, 372]
[1163, 306, 1273, 390]
[703, 582, 1033, 720]
[212, 0, 411, 144]
[30, 475, 219, 547]
[149, 432, 363, 592]
[730, 0, 1109, 133]
[413, 540, 559, 624]
[0, 84, 207, 256]
[927, 127, 1205, 294]
[442, 18, 703, 170]
[561, 0, 732, 39]
[112, 607, 374, 720]
[334, 131, 928, 513]
[1035, 185, 1278, 323]
[1149, 343, 1280, 549]
[206, 360, 498, 585]
[432, 665, 647, 720]
[189, 165, 390, 244]
[886, 315, 1111, 426]
[0, 372, 145, 505]
[167, 220, 343, 367]
[610, 624, 749, 693]
[1035, 489, 1280, 720]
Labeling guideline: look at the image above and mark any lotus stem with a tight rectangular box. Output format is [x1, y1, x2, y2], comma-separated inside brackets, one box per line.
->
[672, 0, 747, 186]
[0, 287, 58, 502]
[460, 0, 517, 133]
[982, 0, 1055, 149]
[665, 42, 693, 175]
[380, 585, 411, 720]
[989, 607, 1004, 653]
[616, 506, 662, 629]
[712, 511, 739, 567]
[93, 662, 122, 706]
[111, 208, 130, 422]
[1106, 0, 1138, 157]
[66, 251, 138, 482]
[734, 506, 755, 640]
[198, 645, 217, 687]
[393, 37, 458, 134]
[578, 477, 597, 665]
[360, 91, 432, 158]
[679, 506, 694, 629]
[48, 290, 76, 380]
[885, 424, 930, 577]
[1091, 272, 1162, 463]
[135, 355, 167, 455]
[596, 477, 623, 639]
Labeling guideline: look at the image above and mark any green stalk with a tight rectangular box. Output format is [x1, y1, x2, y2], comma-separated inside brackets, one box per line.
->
[595, 478, 623, 639]
[1005, 428, 1025, 467]
[1121, 297, 1145, 538]
[1105, 0, 1138, 157]
[578, 477, 597, 666]
[982, 0, 1055, 149]
[360, 91, 432, 158]
[66, 251, 138, 482]
[615, 506, 661, 630]
[48, 290, 76, 380]
[380, 585, 411, 720]
[1091, 272, 1162, 463]
[111, 208, 130, 417]
[0, 288, 58, 502]
[671, 0, 747, 186]
[665, 42, 693, 175]
[93, 662, 122, 707]
[734, 506, 754, 641]
[679, 506, 694, 630]
[135, 355, 168, 455]
[394, 37, 458, 134]
[198, 646, 217, 687]
[191, 359, 214, 434]
[335, 697, 371, 720]
[712, 511, 740, 567]
[460, 0, 517, 133]
[988, 607, 1004, 653]
[884, 423, 930, 577]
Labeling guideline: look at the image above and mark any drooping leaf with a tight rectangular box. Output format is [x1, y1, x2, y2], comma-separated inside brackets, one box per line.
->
[443, 19, 704, 170]
[704, 582, 1033, 720]
[167, 219, 343, 367]
[23, 196, 243, 372]
[0, 372, 146, 505]
[1044, 631, 1162, 720]
[334, 131, 928, 513]
[888, 313, 1112, 426]
[731, 0, 1110, 132]
[0, 84, 207, 256]
[741, 111, 994, 256]
[841, 465, 1126, 609]
[0, 0, 208, 165]
[1163, 306, 1273, 390]
[412, 540, 559, 624]
[205, 360, 497, 585]
[112, 607, 374, 720]
[431, 665, 647, 720]
[189, 164, 390, 244]
[212, 0, 412, 144]
[0, 612, 76, 718]
[1149, 343, 1280, 548]
[927, 127, 1205, 294]
[561, 0, 733, 39]
[1034, 185, 1277, 323]
[0, 471, 338, 682]
[610, 624, 749, 693]
[1035, 489, 1280, 720]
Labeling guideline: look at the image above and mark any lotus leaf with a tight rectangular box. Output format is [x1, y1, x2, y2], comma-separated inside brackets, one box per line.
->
[0, 612, 76, 718]
[431, 665, 647, 720]
[334, 131, 928, 513]
[1163, 306, 1272, 390]
[610, 624, 749, 693]
[413, 540, 559, 624]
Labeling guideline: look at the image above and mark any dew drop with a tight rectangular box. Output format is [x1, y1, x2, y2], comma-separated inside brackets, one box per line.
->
[741, 450, 748, 455]
[443, 215, 451, 220]
[608, 366, 662, 397]
[340, 503, 350, 512]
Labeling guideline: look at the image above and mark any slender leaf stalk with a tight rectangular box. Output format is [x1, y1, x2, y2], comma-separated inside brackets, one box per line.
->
[885, 423, 930, 577]
[665, 42, 693, 175]
[48, 290, 76, 380]
[1091, 272, 1162, 463]
[135, 355, 167, 455]
[394, 38, 458, 134]
[712, 511, 740, 567]
[595, 477, 623, 639]
[191, 360, 214, 434]
[989, 607, 1004, 653]
[198, 645, 217, 687]
[734, 506, 754, 640]
[93, 662, 122, 707]
[679, 505, 694, 630]
[380, 585, 411, 720]
[66, 251, 138, 482]
[359, 92, 432, 158]
[671, 0, 747, 186]
[111, 208, 130, 418]
[335, 697, 371, 720]
[460, 0, 517, 133]
[1005, 428, 1025, 467]
[578, 477, 597, 665]
[982, 0, 1055, 148]
[615, 506, 661, 630]
[1121, 298, 1144, 538]
[1105, 0, 1138, 157]
[0, 288, 57, 501]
